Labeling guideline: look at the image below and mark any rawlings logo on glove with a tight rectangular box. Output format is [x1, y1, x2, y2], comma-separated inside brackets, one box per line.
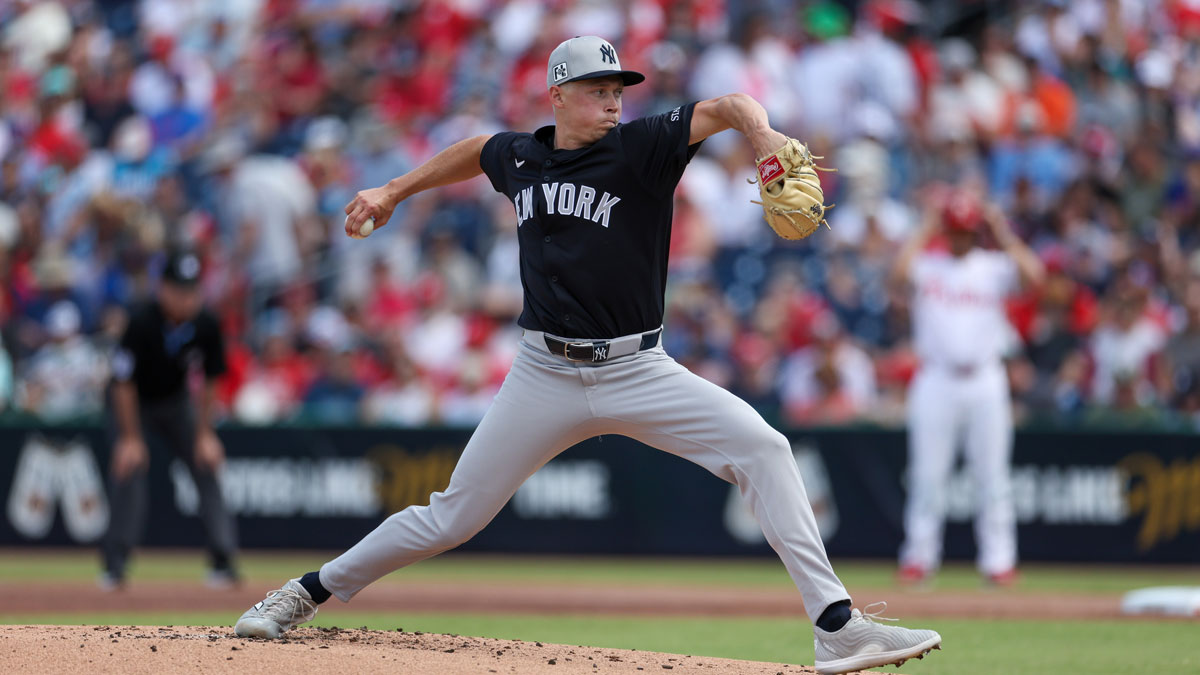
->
[750, 138, 834, 240]
[757, 156, 785, 185]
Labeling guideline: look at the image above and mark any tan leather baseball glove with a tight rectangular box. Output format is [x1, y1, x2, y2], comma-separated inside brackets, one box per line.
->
[750, 138, 834, 240]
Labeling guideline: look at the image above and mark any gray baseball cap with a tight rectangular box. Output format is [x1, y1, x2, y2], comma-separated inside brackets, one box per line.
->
[546, 36, 645, 89]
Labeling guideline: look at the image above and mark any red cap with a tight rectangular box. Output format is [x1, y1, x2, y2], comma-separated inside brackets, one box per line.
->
[149, 34, 174, 61]
[942, 191, 981, 232]
[864, 0, 923, 33]
[1041, 245, 1068, 275]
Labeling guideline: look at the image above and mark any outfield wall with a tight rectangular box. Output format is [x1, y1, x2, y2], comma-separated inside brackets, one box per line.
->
[2, 424, 1197, 563]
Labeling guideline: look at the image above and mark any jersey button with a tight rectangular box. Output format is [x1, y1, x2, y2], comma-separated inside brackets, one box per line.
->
[551, 276, 558, 282]
[563, 315, 571, 322]
[542, 176, 550, 181]
[543, 235, 551, 243]
[544, 159, 552, 166]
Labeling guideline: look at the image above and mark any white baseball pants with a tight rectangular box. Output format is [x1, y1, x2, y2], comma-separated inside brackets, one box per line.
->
[321, 333, 850, 621]
[900, 362, 1017, 575]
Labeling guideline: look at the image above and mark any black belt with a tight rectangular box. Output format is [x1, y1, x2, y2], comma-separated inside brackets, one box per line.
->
[544, 327, 663, 363]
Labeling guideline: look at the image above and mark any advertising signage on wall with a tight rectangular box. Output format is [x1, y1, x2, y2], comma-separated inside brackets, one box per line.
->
[1, 425, 1197, 563]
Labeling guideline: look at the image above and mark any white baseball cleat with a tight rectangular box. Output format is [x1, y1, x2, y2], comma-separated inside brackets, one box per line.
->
[234, 579, 318, 638]
[813, 602, 942, 675]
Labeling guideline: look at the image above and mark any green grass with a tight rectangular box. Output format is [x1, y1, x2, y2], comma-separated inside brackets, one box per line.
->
[0, 610, 1193, 674]
[2, 550, 1197, 595]
[830, 560, 1200, 595]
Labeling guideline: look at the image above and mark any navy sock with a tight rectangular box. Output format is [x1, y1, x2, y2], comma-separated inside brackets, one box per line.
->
[299, 571, 331, 604]
[815, 599, 852, 632]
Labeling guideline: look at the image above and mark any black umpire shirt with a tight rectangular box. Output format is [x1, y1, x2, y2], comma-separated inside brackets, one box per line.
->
[480, 101, 703, 339]
[111, 301, 227, 403]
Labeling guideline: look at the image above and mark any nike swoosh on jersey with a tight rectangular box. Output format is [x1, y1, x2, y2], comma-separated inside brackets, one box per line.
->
[515, 158, 525, 167]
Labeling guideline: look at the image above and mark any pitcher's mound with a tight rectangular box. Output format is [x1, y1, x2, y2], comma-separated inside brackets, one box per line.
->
[0, 624, 874, 674]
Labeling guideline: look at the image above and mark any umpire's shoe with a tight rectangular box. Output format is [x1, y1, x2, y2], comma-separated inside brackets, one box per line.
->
[234, 578, 318, 638]
[813, 602, 941, 675]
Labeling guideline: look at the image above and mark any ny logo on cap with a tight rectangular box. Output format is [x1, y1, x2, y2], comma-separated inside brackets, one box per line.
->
[599, 44, 616, 65]
[553, 62, 568, 82]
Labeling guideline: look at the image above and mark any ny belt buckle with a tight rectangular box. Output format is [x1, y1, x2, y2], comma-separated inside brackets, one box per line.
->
[565, 340, 608, 362]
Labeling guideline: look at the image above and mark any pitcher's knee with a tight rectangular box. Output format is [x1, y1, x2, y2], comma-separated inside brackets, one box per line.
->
[735, 422, 789, 453]
[436, 517, 488, 547]
[759, 429, 794, 461]
[735, 428, 795, 475]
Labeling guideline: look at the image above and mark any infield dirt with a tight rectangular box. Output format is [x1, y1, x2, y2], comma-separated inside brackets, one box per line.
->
[1, 624, 846, 674]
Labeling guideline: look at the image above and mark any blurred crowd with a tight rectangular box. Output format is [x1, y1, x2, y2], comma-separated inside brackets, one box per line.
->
[3, 0, 1200, 430]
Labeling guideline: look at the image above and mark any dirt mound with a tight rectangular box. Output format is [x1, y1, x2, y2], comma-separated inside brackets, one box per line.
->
[0, 624, 830, 674]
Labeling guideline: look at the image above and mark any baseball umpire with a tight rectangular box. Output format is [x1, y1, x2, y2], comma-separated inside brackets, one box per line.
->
[101, 248, 240, 589]
[234, 36, 940, 674]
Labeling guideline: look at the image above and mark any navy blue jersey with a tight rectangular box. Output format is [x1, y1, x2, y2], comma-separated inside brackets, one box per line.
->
[480, 102, 702, 339]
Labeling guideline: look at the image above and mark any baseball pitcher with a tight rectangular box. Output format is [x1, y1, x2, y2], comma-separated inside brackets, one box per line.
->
[234, 36, 940, 674]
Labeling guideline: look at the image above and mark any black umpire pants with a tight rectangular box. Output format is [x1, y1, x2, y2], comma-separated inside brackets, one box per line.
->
[101, 393, 238, 576]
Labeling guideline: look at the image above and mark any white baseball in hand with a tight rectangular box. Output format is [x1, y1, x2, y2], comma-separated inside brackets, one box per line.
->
[347, 215, 375, 239]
